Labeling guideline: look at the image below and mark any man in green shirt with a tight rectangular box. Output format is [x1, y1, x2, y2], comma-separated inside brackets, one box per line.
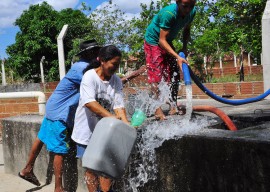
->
[144, 0, 196, 120]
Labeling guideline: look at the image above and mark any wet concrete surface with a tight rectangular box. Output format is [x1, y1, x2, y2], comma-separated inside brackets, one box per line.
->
[0, 99, 269, 191]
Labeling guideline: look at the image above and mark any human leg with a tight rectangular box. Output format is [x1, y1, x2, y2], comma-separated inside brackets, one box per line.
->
[75, 144, 99, 192]
[42, 119, 70, 191]
[85, 169, 99, 192]
[20, 137, 43, 175]
[144, 41, 169, 120]
[54, 154, 65, 192]
[99, 176, 112, 192]
[167, 53, 180, 115]
[19, 137, 43, 186]
[150, 82, 167, 120]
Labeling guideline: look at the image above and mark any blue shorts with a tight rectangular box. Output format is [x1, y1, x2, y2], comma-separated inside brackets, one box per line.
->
[76, 144, 87, 159]
[38, 118, 70, 154]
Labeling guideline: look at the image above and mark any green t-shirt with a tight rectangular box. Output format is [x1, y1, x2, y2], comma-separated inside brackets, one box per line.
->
[145, 3, 196, 45]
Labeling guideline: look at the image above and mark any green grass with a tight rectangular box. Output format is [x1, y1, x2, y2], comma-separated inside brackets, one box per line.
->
[209, 74, 263, 83]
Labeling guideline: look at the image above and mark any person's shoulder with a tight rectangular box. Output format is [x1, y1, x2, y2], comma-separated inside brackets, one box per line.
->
[82, 69, 98, 84]
[71, 60, 89, 70]
[162, 3, 177, 12]
[84, 68, 95, 76]
[160, 3, 177, 17]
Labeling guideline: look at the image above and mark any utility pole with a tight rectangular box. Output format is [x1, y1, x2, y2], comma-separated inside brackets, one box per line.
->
[1, 58, 6, 86]
[40, 56, 45, 83]
[57, 24, 68, 80]
[239, 45, 244, 82]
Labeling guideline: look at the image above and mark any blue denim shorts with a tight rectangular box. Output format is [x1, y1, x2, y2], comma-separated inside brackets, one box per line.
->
[76, 143, 87, 158]
[38, 118, 69, 154]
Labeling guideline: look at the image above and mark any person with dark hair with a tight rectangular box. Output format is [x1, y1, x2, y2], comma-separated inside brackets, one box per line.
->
[19, 39, 101, 192]
[71, 45, 129, 192]
[144, 0, 196, 120]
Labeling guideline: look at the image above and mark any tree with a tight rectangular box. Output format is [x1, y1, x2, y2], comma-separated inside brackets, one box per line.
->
[193, 0, 267, 63]
[6, 2, 91, 82]
[188, 0, 266, 82]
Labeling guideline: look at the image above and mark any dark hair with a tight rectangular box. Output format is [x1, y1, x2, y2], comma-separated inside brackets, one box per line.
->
[176, 0, 196, 4]
[83, 45, 122, 74]
[83, 58, 101, 74]
[99, 45, 122, 62]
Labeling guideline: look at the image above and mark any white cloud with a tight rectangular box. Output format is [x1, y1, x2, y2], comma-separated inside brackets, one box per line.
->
[0, 0, 78, 28]
[94, 0, 159, 21]
[96, 0, 159, 14]
[36, 0, 79, 11]
[112, 0, 158, 13]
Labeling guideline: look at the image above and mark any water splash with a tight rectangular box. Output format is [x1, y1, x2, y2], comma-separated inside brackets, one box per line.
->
[119, 81, 211, 192]
[126, 80, 175, 117]
[122, 115, 211, 192]
[120, 83, 213, 192]
[183, 85, 193, 121]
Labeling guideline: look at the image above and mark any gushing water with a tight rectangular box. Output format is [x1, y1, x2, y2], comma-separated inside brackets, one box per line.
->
[128, 81, 172, 117]
[183, 85, 193, 121]
[122, 83, 212, 192]
[122, 116, 211, 192]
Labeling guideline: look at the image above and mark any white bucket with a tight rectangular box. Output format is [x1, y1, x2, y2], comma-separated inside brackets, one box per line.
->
[82, 117, 137, 179]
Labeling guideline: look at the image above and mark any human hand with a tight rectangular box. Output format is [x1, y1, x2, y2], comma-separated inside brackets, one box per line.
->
[176, 56, 188, 72]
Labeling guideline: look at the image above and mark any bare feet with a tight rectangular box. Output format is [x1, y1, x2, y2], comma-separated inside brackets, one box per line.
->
[155, 107, 167, 120]
[177, 104, 186, 115]
[168, 106, 178, 115]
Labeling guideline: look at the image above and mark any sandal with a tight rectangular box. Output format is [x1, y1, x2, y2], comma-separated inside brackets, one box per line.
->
[18, 172, 41, 186]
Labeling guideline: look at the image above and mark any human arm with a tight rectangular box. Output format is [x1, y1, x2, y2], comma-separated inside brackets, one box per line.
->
[159, 29, 188, 71]
[113, 77, 130, 124]
[114, 107, 129, 124]
[121, 65, 146, 84]
[85, 101, 115, 118]
[181, 24, 191, 56]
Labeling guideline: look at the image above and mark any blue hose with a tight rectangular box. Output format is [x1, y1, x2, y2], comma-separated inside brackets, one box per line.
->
[179, 52, 270, 105]
[179, 52, 192, 85]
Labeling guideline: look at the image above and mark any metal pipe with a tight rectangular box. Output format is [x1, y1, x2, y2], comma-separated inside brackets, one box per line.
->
[0, 91, 46, 115]
[57, 24, 68, 80]
[248, 51, 252, 66]
[40, 56, 45, 83]
[1, 59, 6, 86]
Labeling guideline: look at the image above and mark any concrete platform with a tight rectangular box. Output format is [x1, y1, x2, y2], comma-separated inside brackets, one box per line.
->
[0, 143, 55, 192]
[0, 99, 270, 191]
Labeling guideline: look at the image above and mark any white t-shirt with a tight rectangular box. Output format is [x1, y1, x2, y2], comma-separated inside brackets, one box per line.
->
[71, 69, 125, 145]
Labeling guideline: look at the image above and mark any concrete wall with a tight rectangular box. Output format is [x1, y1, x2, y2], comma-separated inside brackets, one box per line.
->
[2, 115, 87, 192]
[3, 114, 270, 192]
[138, 121, 270, 192]
[0, 81, 265, 131]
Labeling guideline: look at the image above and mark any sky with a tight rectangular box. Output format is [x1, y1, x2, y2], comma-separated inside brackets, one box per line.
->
[0, 0, 157, 59]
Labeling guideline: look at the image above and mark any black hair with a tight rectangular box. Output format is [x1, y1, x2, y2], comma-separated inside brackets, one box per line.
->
[83, 45, 122, 74]
[98, 45, 122, 62]
[83, 58, 101, 74]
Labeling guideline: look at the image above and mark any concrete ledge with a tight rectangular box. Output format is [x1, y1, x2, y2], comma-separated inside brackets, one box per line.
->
[2, 115, 87, 192]
[3, 114, 270, 192]
[140, 123, 270, 192]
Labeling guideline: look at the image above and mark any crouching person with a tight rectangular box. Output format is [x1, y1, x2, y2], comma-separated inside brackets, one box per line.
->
[71, 45, 129, 192]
